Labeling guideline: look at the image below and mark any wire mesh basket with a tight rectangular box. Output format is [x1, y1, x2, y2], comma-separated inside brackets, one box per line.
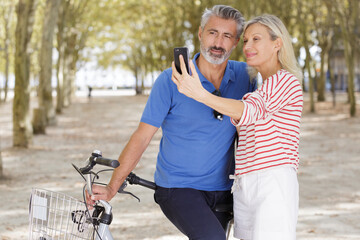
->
[29, 188, 94, 240]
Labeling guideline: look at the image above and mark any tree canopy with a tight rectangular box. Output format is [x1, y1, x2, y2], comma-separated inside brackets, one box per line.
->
[0, 0, 359, 149]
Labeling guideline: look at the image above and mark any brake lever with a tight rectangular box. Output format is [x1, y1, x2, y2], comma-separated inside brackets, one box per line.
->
[118, 181, 140, 202]
[72, 163, 86, 181]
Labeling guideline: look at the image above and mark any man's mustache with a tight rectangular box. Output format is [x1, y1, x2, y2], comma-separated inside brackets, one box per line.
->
[208, 46, 226, 54]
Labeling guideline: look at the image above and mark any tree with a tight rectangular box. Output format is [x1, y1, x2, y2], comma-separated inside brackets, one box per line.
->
[88, 0, 182, 94]
[327, 0, 359, 117]
[297, 0, 316, 112]
[311, 2, 334, 102]
[0, 0, 15, 103]
[56, 0, 94, 113]
[13, 0, 37, 147]
[0, 141, 3, 178]
[33, 0, 61, 134]
[55, 0, 67, 113]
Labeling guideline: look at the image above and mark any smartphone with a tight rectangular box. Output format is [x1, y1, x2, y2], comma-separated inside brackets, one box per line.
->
[174, 47, 190, 74]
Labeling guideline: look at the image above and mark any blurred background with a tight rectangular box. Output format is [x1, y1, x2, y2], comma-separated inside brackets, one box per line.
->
[0, 0, 359, 149]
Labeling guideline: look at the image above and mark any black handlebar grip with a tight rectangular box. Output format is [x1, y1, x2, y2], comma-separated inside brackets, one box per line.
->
[94, 157, 120, 168]
[127, 172, 157, 190]
[137, 178, 157, 190]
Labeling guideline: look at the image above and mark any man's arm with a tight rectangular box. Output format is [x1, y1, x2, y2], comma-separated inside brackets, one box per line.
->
[87, 122, 158, 203]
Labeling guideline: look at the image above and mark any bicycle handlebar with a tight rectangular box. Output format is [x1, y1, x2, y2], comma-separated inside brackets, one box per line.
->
[78, 151, 119, 174]
[92, 156, 120, 168]
[75, 150, 157, 193]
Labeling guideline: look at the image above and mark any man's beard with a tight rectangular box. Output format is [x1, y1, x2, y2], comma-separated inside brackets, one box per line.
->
[200, 42, 235, 65]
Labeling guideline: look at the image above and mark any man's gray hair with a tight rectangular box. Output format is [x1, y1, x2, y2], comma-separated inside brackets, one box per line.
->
[200, 5, 245, 39]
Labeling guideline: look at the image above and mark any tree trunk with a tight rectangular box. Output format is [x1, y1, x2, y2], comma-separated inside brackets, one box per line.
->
[317, 48, 327, 102]
[344, 41, 356, 116]
[0, 140, 3, 178]
[13, 0, 37, 147]
[132, 64, 141, 95]
[328, 48, 336, 107]
[56, 51, 65, 114]
[303, 36, 315, 113]
[63, 33, 77, 107]
[297, 0, 315, 112]
[57, 0, 83, 109]
[56, 0, 67, 114]
[56, 60, 64, 114]
[3, 34, 10, 103]
[56, 43, 65, 113]
[329, 0, 358, 117]
[305, 45, 315, 113]
[32, 107, 46, 134]
[1, 1, 14, 103]
[37, 0, 61, 129]
[62, 55, 71, 107]
[345, 0, 357, 117]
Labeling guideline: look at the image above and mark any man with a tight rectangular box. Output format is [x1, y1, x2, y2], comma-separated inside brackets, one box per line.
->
[87, 5, 256, 240]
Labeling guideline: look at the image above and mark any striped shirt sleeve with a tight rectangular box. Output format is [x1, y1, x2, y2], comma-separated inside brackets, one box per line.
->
[232, 70, 302, 127]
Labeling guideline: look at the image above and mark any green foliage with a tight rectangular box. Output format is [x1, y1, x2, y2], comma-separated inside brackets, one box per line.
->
[1, 0, 359, 96]
[0, 0, 17, 75]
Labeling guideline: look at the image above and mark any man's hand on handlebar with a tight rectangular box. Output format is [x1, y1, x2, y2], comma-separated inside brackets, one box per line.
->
[86, 184, 117, 209]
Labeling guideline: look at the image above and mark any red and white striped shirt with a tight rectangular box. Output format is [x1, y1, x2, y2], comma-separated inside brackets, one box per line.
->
[231, 69, 303, 176]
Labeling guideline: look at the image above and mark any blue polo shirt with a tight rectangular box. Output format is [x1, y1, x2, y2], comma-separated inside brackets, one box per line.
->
[141, 53, 256, 191]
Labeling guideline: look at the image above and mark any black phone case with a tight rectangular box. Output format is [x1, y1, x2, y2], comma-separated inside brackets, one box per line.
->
[174, 47, 189, 74]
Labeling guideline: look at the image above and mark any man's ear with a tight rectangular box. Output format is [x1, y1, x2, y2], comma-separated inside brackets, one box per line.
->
[198, 26, 202, 41]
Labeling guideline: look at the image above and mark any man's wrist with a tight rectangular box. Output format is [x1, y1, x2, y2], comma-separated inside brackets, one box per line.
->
[107, 183, 118, 197]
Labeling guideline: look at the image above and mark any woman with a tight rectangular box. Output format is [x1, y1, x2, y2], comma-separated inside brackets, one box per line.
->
[172, 14, 303, 240]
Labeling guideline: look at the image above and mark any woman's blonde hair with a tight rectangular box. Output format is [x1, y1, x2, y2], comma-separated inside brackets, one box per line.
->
[244, 14, 303, 82]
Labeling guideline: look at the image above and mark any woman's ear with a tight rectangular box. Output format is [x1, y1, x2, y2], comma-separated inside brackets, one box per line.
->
[275, 37, 283, 51]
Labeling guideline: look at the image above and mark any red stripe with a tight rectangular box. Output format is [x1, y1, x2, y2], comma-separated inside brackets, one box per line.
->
[238, 126, 300, 147]
[272, 119, 300, 132]
[235, 162, 297, 175]
[236, 153, 289, 166]
[236, 139, 298, 158]
[235, 157, 290, 169]
[237, 146, 284, 160]
[274, 114, 301, 124]
[277, 111, 301, 119]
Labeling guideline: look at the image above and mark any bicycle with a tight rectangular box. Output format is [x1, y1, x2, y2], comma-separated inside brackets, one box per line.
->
[29, 150, 233, 240]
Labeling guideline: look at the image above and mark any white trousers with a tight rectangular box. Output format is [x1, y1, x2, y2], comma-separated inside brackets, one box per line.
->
[232, 167, 299, 240]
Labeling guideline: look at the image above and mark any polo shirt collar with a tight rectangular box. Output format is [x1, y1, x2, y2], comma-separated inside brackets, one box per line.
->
[192, 53, 235, 89]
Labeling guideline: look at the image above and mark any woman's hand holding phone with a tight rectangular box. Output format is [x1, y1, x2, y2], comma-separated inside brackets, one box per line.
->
[171, 51, 207, 103]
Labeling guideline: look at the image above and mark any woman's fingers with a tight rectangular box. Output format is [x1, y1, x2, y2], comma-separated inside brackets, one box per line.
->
[179, 55, 189, 75]
[85, 189, 95, 209]
[171, 61, 180, 86]
[189, 60, 198, 78]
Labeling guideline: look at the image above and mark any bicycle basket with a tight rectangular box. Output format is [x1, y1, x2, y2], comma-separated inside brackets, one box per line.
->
[29, 188, 94, 240]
